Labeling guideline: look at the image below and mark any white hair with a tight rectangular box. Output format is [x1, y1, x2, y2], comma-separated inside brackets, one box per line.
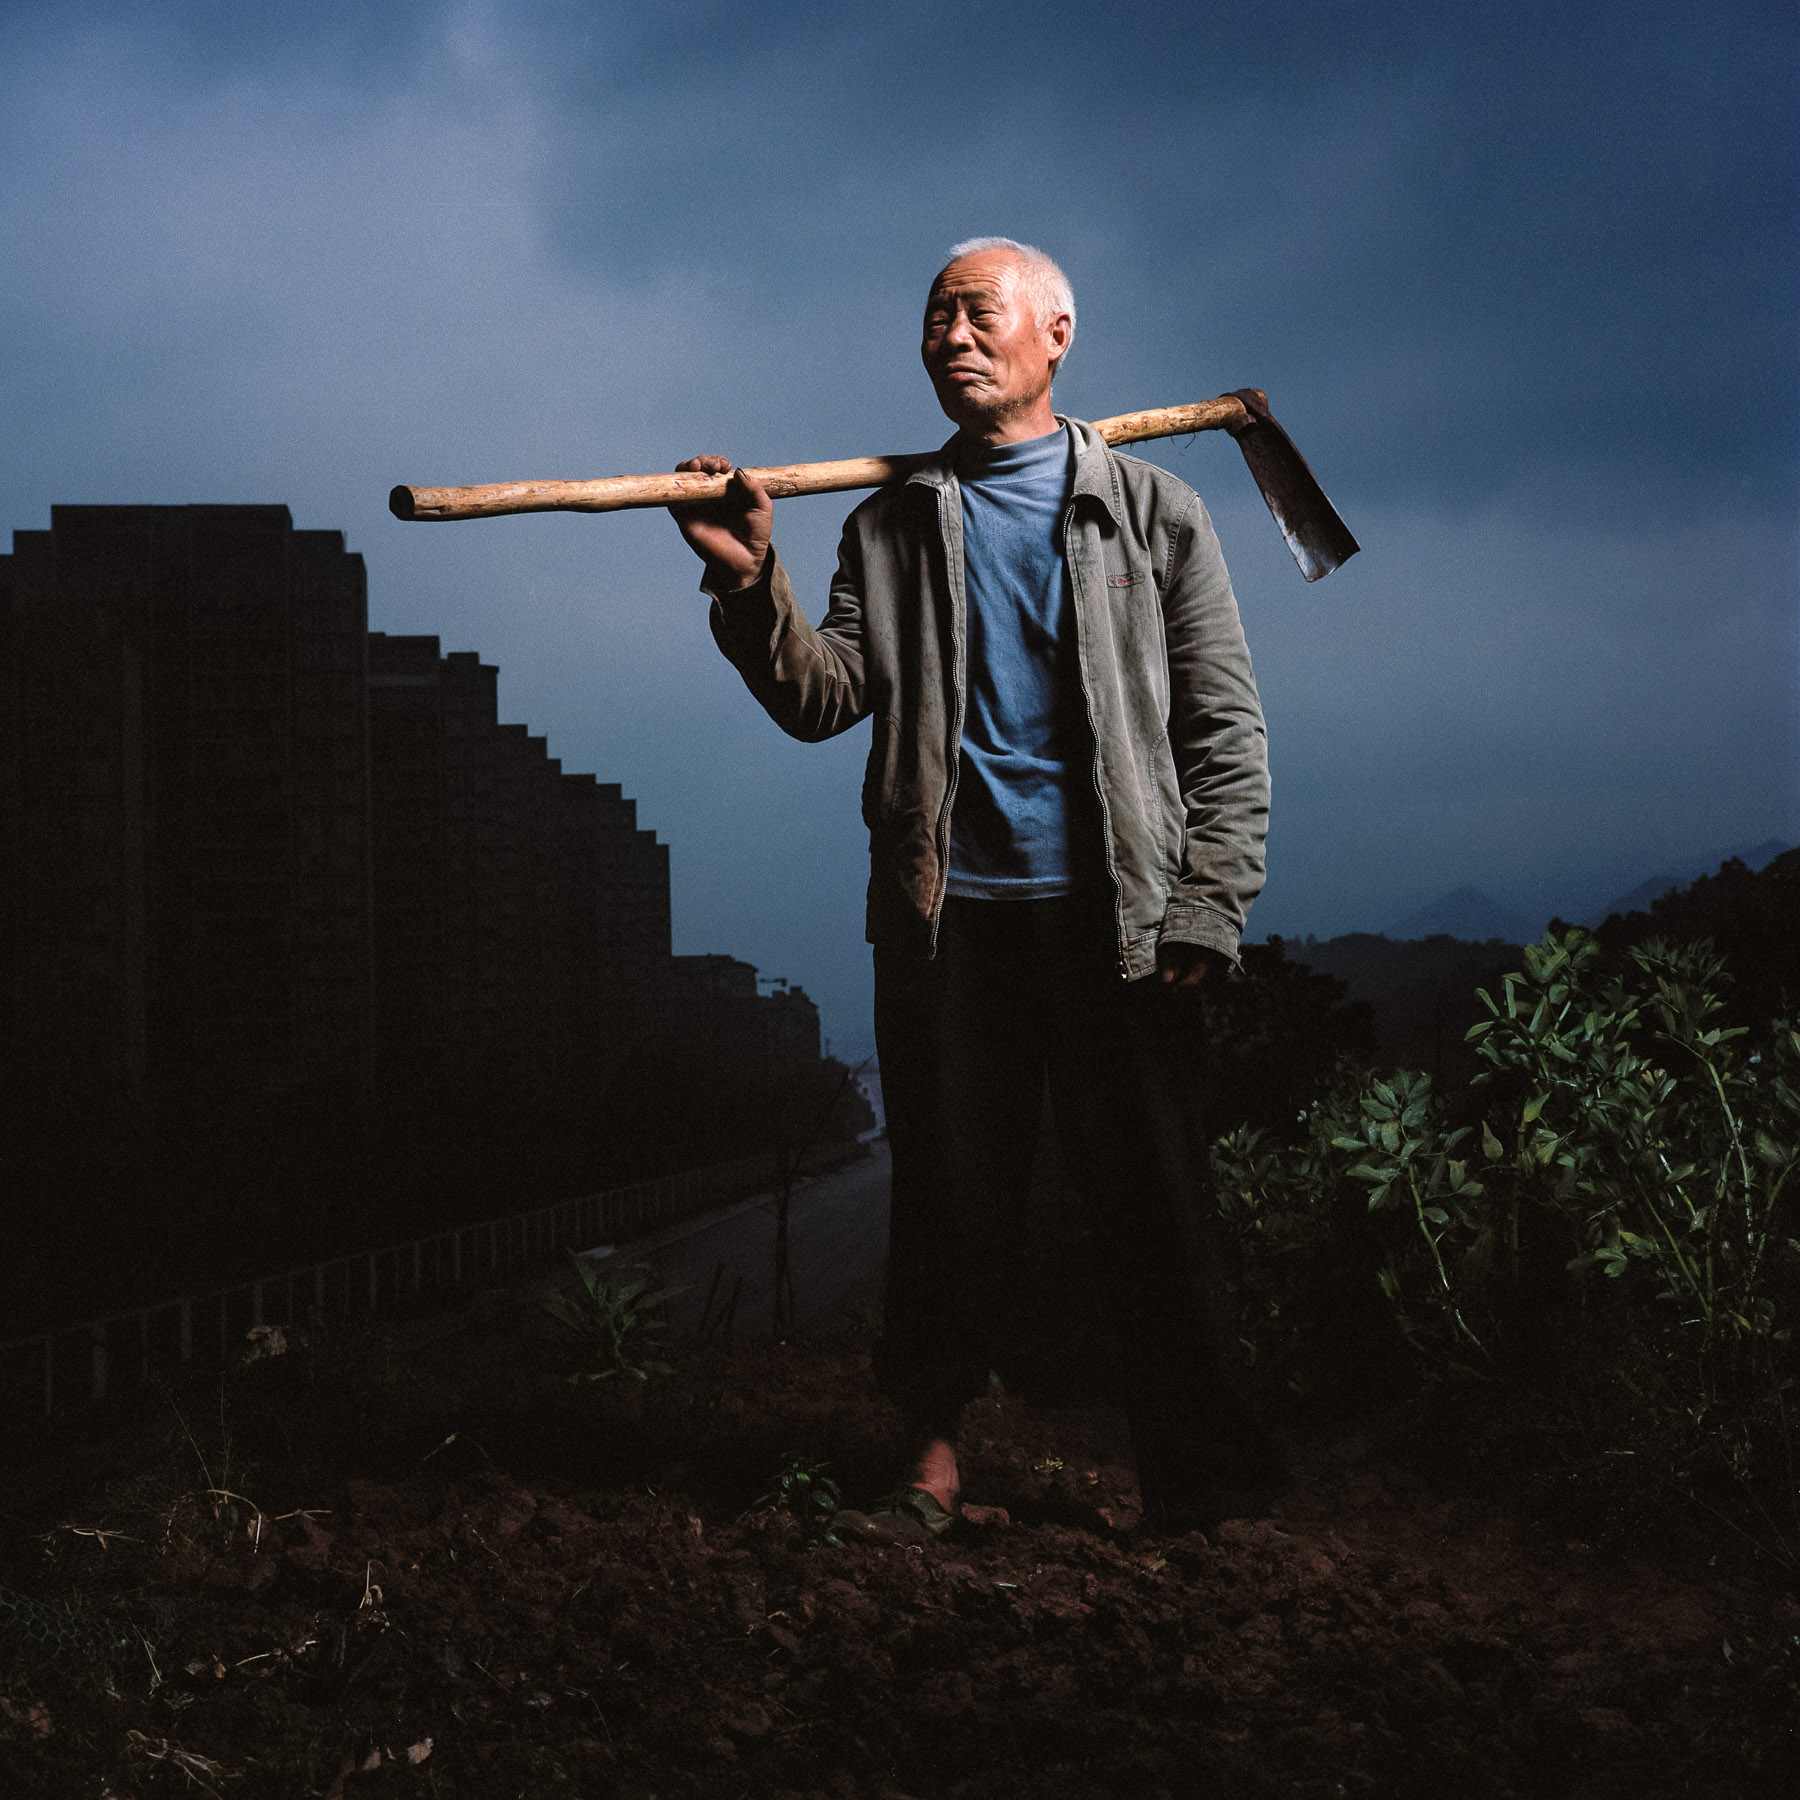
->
[942, 236, 1077, 349]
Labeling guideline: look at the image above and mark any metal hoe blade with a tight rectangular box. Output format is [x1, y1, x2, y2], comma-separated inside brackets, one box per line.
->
[1225, 388, 1360, 582]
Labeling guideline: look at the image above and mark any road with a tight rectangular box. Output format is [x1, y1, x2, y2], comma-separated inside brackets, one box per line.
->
[630, 1144, 892, 1339]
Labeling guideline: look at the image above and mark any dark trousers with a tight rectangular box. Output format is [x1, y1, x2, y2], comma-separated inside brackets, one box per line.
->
[871, 893, 1281, 1503]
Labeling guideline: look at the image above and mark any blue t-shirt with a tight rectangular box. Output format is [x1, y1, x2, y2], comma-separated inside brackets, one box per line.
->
[946, 424, 1096, 899]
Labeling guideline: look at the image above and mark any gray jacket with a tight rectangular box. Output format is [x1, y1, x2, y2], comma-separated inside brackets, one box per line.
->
[707, 415, 1268, 978]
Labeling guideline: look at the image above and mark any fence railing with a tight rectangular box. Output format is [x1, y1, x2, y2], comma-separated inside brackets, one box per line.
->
[1, 1142, 860, 1418]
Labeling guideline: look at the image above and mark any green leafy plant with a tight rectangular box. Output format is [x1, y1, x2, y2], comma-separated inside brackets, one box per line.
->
[752, 1455, 843, 1548]
[1214, 1081, 1362, 1392]
[1467, 935, 1799, 1375]
[539, 1255, 686, 1384]
[1329, 1067, 1495, 1370]
[1213, 927, 1800, 1562]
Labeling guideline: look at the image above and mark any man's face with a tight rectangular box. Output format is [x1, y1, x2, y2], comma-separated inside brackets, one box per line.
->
[921, 251, 1070, 432]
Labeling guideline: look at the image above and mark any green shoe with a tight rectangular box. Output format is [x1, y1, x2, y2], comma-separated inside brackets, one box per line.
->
[834, 1485, 959, 1544]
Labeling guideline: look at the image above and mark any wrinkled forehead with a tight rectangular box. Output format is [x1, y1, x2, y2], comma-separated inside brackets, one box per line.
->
[925, 252, 1022, 311]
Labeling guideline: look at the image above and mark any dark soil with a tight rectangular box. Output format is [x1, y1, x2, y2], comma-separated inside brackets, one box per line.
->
[1, 1322, 1795, 1799]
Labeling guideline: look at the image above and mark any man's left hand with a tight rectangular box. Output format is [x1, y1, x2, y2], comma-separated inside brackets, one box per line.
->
[1157, 942, 1220, 988]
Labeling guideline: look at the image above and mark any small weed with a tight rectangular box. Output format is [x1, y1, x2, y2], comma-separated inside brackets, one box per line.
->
[540, 1255, 687, 1385]
[753, 1455, 843, 1548]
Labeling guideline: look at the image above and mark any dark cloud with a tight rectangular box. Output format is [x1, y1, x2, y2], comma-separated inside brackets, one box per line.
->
[514, 0, 1797, 511]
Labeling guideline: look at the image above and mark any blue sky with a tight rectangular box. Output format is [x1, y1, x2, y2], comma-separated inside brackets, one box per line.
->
[3, 0, 1795, 1058]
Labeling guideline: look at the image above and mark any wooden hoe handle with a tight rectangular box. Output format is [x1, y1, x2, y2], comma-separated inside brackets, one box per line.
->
[389, 397, 1254, 523]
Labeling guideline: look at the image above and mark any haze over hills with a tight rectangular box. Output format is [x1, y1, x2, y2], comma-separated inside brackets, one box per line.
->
[1280, 842, 1800, 1080]
[1383, 887, 1538, 945]
[1579, 838, 1792, 927]
[1357, 839, 1794, 947]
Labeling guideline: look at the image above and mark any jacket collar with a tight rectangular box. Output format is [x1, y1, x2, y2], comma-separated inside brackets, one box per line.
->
[903, 415, 1122, 527]
[1064, 416, 1124, 526]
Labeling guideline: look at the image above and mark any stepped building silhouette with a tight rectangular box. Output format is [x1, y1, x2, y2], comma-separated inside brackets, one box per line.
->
[2, 506, 374, 1110]
[0, 504, 817, 1125]
[367, 631, 673, 1098]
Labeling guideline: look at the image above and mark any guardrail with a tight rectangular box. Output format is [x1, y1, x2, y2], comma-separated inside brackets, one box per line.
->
[1, 1142, 861, 1417]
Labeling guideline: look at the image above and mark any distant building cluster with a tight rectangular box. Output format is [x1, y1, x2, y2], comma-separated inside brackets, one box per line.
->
[0, 504, 819, 1118]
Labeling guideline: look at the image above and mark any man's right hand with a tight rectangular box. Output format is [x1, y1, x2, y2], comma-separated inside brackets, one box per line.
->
[670, 455, 773, 591]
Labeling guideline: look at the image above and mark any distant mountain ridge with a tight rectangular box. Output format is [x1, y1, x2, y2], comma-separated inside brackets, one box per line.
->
[1275, 844, 1799, 1080]
[1581, 838, 1792, 927]
[1384, 887, 1538, 944]
[1368, 839, 1794, 947]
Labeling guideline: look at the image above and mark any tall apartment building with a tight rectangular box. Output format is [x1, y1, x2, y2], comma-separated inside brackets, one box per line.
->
[0, 501, 809, 1153]
[0, 506, 372, 1113]
[367, 633, 670, 1098]
[1, 502, 836, 1330]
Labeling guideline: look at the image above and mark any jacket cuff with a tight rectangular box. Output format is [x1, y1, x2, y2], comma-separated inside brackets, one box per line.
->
[704, 549, 782, 654]
[700, 546, 775, 605]
[1158, 900, 1243, 970]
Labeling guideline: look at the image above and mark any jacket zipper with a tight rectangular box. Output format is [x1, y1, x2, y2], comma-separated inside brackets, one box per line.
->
[927, 483, 966, 958]
[1063, 495, 1131, 978]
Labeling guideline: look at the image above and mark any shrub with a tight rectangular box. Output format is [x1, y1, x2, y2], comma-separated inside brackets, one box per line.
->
[1216, 928, 1800, 1561]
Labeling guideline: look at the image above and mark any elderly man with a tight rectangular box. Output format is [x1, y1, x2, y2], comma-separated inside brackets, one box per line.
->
[672, 237, 1283, 1535]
